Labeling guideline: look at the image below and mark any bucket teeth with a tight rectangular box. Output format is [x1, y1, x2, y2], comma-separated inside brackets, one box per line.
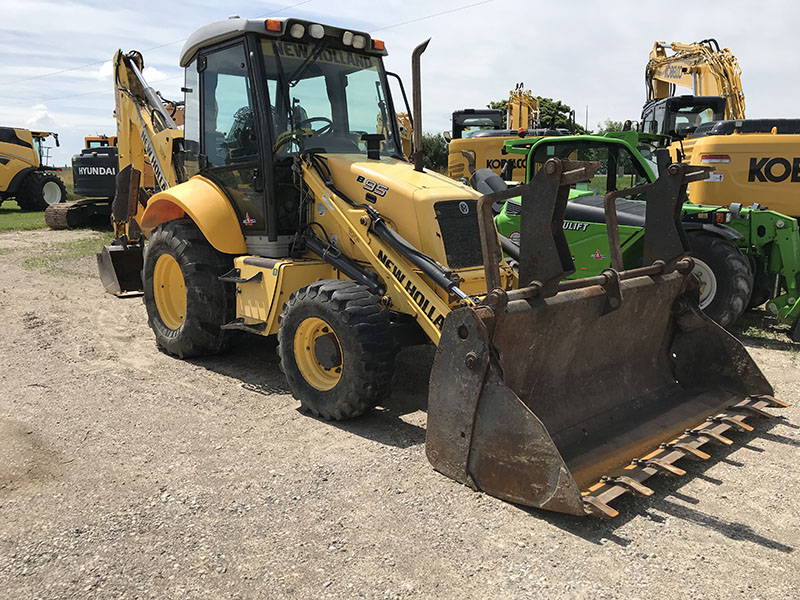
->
[687, 427, 734, 446]
[583, 496, 618, 519]
[634, 458, 686, 477]
[710, 415, 754, 432]
[736, 402, 776, 418]
[601, 475, 654, 497]
[750, 394, 789, 409]
[661, 442, 711, 461]
[574, 390, 789, 518]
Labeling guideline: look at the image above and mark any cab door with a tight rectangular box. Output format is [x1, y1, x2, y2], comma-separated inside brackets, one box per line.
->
[197, 41, 274, 254]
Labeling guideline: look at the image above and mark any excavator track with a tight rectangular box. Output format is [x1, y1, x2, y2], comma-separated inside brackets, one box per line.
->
[44, 199, 111, 230]
[581, 394, 788, 518]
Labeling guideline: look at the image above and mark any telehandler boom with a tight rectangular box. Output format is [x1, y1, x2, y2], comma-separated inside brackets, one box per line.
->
[98, 17, 786, 518]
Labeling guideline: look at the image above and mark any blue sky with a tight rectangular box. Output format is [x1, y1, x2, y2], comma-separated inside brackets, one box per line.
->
[2, 0, 799, 165]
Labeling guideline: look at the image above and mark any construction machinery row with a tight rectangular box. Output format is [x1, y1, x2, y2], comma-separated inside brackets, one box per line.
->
[450, 38, 800, 340]
[87, 16, 787, 520]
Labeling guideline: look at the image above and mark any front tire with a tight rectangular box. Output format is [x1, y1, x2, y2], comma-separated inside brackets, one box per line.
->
[688, 232, 753, 327]
[277, 280, 396, 420]
[17, 171, 66, 211]
[142, 218, 235, 358]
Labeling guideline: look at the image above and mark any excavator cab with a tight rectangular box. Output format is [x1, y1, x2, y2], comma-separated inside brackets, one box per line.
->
[641, 95, 726, 139]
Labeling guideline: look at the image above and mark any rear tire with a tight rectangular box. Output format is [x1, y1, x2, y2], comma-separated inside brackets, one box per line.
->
[277, 280, 396, 420]
[142, 218, 235, 358]
[16, 171, 66, 211]
[688, 232, 753, 327]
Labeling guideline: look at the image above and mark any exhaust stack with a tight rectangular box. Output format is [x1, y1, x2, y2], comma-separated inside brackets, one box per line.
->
[411, 39, 430, 172]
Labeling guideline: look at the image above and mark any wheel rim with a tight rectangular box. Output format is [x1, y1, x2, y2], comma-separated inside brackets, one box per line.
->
[153, 254, 186, 330]
[692, 257, 717, 310]
[42, 181, 62, 205]
[294, 317, 343, 391]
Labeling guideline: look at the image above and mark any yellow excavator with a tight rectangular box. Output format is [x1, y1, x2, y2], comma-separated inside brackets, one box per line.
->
[645, 39, 745, 121]
[0, 128, 66, 210]
[447, 84, 568, 183]
[642, 39, 800, 219]
[97, 17, 786, 518]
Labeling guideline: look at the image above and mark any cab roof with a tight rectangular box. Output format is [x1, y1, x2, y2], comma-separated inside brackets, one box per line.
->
[180, 17, 385, 67]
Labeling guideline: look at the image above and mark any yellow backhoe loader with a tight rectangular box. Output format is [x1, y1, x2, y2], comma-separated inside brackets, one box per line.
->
[97, 17, 786, 518]
[0, 128, 66, 210]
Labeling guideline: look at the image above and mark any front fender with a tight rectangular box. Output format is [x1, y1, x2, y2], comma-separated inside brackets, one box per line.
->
[139, 175, 246, 254]
[682, 222, 744, 243]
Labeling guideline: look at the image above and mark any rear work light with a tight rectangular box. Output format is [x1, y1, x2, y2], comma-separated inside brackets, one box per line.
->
[700, 154, 731, 163]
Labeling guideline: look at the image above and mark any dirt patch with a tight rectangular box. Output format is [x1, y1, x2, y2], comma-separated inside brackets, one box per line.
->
[0, 228, 798, 599]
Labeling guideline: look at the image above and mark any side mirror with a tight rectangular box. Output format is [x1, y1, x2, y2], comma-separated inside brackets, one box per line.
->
[443, 131, 452, 143]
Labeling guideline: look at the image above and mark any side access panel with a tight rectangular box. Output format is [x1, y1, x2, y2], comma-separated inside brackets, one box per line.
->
[231, 257, 336, 335]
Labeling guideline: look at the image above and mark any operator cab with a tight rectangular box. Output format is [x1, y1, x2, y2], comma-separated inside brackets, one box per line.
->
[180, 17, 403, 257]
[508, 138, 653, 226]
[641, 95, 726, 139]
[451, 109, 504, 139]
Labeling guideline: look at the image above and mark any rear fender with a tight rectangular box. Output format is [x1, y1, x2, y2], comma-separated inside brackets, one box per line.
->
[139, 175, 246, 254]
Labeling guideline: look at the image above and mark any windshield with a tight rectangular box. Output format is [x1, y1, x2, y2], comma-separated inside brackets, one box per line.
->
[531, 141, 650, 196]
[671, 104, 717, 133]
[261, 39, 400, 157]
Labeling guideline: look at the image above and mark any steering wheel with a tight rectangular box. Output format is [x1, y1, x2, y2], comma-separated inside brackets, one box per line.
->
[295, 116, 333, 136]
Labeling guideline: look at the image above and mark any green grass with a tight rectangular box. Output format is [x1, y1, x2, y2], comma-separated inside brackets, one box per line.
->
[0, 200, 47, 231]
[22, 232, 114, 275]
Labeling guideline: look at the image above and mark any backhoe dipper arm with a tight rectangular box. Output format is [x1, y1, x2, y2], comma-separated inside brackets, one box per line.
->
[113, 50, 186, 239]
[114, 50, 185, 196]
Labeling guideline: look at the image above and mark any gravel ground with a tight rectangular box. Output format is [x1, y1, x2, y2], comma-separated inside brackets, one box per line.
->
[0, 227, 798, 600]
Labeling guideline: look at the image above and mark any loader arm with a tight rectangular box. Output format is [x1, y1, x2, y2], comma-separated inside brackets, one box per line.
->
[300, 159, 468, 344]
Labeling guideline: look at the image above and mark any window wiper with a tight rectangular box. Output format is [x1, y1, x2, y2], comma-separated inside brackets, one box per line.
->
[287, 39, 329, 87]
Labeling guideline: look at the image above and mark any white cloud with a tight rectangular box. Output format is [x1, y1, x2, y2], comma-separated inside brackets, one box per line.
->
[142, 66, 169, 83]
[25, 104, 57, 130]
[95, 61, 113, 80]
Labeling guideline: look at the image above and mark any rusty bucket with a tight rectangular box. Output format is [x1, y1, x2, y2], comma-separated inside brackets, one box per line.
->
[426, 155, 787, 517]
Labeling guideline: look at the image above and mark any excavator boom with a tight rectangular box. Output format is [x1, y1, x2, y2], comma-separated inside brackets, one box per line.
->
[646, 39, 745, 120]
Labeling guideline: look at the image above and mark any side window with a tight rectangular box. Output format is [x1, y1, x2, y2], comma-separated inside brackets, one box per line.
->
[201, 44, 257, 168]
[183, 59, 200, 176]
[346, 68, 379, 134]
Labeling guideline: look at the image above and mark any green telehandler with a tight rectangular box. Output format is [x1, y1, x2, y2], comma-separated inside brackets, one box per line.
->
[489, 131, 800, 340]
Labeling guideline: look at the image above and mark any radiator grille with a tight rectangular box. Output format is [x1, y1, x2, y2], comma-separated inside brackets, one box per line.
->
[434, 200, 483, 269]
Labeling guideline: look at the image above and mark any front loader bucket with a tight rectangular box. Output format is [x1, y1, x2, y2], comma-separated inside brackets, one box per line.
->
[426, 155, 788, 518]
